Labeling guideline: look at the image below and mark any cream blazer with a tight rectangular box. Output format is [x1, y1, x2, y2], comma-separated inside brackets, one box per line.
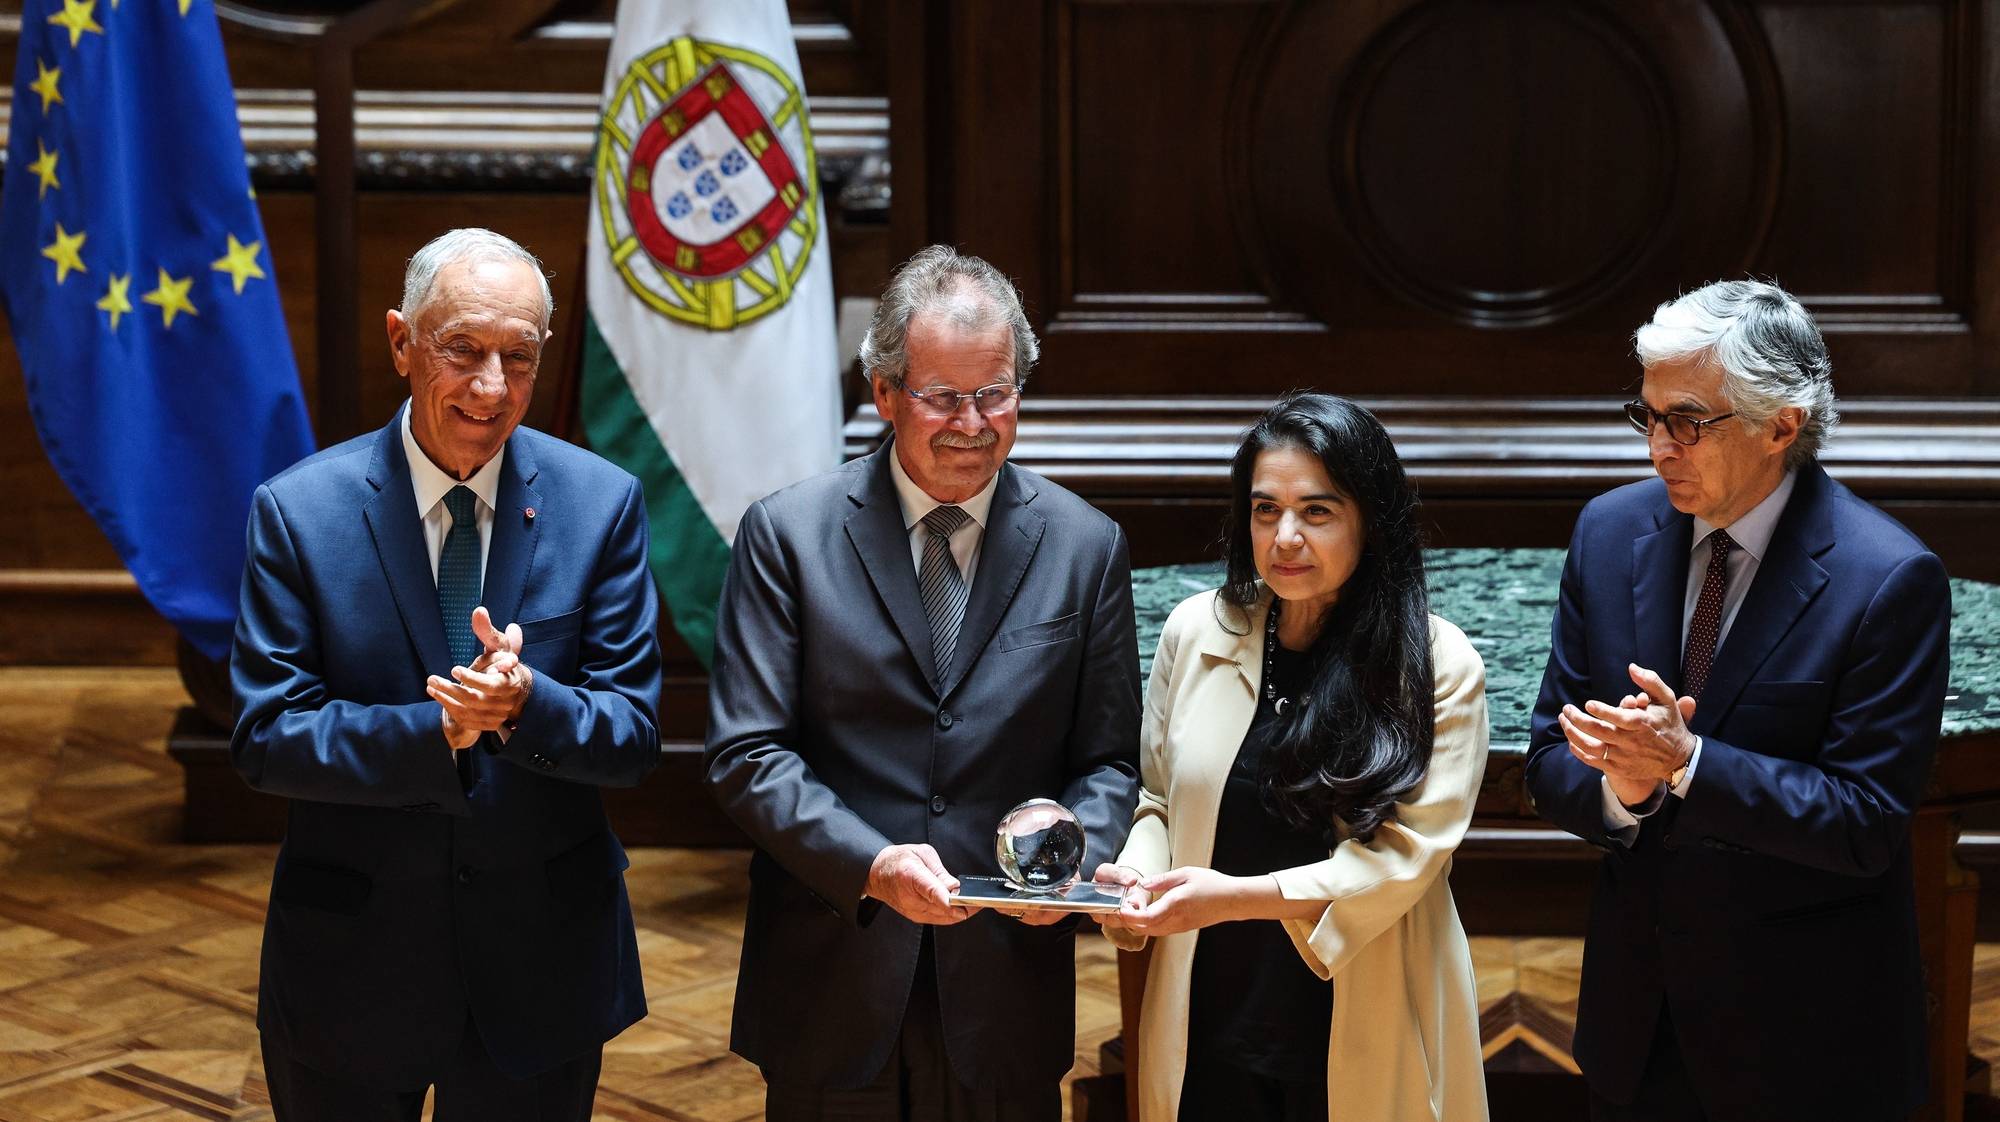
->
[1106, 588, 1491, 1122]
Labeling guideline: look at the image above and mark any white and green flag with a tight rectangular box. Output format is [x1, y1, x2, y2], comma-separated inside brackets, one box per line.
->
[583, 0, 841, 664]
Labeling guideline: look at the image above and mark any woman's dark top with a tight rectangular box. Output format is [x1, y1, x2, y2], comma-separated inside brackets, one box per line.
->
[1184, 639, 1335, 1082]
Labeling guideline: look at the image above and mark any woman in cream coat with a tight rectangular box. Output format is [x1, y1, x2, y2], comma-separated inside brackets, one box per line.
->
[1096, 395, 1489, 1122]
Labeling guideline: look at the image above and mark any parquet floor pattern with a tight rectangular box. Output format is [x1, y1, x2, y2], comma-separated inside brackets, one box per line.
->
[0, 669, 1124, 1122]
[0, 667, 1985, 1120]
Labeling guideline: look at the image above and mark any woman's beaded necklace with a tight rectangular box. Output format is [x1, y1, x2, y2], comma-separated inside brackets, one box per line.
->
[1264, 599, 1296, 715]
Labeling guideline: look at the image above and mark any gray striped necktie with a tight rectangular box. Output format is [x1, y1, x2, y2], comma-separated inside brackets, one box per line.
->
[919, 504, 972, 677]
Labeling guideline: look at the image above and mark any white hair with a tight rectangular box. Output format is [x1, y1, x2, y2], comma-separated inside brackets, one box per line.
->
[401, 228, 553, 330]
[859, 245, 1039, 388]
[1633, 279, 1838, 468]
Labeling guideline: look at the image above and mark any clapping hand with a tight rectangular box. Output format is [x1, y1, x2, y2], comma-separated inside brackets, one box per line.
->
[427, 606, 533, 751]
[1558, 662, 1697, 807]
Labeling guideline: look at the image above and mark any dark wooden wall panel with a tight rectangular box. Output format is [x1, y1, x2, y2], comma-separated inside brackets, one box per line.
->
[899, 0, 2000, 400]
[1066, 4, 1268, 299]
[1755, 4, 1947, 299]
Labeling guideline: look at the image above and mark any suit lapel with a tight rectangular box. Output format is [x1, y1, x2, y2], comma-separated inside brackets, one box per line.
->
[939, 465, 1045, 698]
[363, 415, 452, 679]
[1179, 591, 1267, 868]
[1689, 466, 1833, 734]
[845, 445, 943, 689]
[1631, 506, 1692, 695]
[1195, 589, 1265, 711]
[482, 434, 543, 631]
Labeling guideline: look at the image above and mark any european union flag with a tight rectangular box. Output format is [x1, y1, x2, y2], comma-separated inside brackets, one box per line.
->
[0, 0, 314, 661]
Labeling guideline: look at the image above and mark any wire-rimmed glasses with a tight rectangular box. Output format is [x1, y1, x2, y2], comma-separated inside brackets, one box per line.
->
[904, 381, 1022, 417]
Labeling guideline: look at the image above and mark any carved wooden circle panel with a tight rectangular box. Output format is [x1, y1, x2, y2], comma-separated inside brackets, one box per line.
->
[1242, 0, 1778, 333]
[1343, 5, 1671, 323]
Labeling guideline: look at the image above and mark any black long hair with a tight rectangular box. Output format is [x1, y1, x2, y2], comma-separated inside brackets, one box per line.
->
[1218, 394, 1434, 845]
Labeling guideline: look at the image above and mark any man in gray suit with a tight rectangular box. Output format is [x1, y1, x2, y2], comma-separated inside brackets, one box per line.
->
[704, 245, 1141, 1122]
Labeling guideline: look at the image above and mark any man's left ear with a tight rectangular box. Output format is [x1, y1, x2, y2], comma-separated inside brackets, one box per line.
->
[1769, 406, 1804, 453]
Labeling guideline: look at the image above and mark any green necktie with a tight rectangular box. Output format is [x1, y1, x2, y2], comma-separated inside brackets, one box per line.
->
[438, 485, 482, 667]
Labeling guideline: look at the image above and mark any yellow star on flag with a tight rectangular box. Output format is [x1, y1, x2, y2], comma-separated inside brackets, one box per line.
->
[96, 273, 133, 330]
[30, 59, 63, 113]
[179, 0, 192, 15]
[28, 142, 60, 199]
[47, 0, 103, 49]
[41, 222, 87, 285]
[210, 234, 266, 295]
[141, 268, 198, 328]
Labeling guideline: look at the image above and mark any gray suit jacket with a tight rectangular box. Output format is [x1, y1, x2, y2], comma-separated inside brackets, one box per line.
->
[704, 442, 1141, 1090]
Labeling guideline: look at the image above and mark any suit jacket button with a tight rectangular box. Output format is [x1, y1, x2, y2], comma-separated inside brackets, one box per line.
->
[936, 711, 954, 730]
[532, 753, 556, 771]
[930, 795, 947, 815]
[456, 865, 475, 885]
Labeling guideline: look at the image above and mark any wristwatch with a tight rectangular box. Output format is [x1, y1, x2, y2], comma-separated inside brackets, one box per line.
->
[1668, 740, 1694, 790]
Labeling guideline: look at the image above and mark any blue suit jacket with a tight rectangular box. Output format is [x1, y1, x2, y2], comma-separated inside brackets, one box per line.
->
[230, 413, 662, 1089]
[1524, 462, 1949, 1121]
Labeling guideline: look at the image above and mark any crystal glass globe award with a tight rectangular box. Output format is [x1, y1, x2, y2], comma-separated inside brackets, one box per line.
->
[947, 798, 1128, 913]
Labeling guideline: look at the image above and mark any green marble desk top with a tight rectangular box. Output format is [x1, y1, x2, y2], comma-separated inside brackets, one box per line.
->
[1133, 549, 2000, 752]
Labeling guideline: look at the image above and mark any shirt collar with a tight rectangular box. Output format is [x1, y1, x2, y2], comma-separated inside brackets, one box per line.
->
[888, 441, 998, 531]
[401, 400, 504, 518]
[1693, 468, 1796, 563]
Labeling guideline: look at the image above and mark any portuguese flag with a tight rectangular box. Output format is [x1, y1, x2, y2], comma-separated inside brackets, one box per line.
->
[582, 0, 841, 665]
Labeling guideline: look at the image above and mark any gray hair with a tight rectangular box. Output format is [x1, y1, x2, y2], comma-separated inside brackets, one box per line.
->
[1633, 279, 1838, 468]
[858, 245, 1039, 388]
[401, 228, 554, 330]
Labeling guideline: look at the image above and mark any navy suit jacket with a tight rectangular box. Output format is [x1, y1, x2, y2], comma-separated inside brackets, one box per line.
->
[230, 413, 662, 1089]
[1524, 462, 1950, 1121]
[704, 444, 1141, 1090]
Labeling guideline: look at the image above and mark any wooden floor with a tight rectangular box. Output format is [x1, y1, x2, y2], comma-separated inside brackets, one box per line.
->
[0, 666, 1989, 1120]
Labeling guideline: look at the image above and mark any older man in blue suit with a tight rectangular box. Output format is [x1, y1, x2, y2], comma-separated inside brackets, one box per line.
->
[231, 228, 661, 1121]
[1525, 280, 1950, 1122]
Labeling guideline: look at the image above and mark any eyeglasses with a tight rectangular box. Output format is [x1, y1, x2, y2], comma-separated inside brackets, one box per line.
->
[1623, 400, 1737, 446]
[903, 381, 1022, 417]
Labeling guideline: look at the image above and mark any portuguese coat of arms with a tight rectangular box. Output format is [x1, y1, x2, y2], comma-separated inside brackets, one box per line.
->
[596, 38, 821, 331]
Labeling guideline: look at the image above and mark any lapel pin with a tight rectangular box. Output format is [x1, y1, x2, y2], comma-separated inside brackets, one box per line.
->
[524, 507, 536, 522]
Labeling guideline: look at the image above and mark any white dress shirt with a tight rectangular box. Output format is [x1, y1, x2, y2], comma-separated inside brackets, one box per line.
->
[401, 402, 503, 584]
[1601, 469, 1798, 838]
[889, 447, 998, 583]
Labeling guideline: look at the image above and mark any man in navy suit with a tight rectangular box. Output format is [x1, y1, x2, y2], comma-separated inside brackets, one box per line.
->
[1525, 280, 1950, 1122]
[231, 228, 661, 1120]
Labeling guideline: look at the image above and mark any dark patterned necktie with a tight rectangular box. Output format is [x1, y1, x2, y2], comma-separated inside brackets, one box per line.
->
[438, 485, 482, 667]
[1682, 529, 1735, 698]
[918, 504, 971, 677]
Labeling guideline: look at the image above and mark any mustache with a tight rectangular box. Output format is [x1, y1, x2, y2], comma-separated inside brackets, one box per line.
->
[932, 430, 998, 450]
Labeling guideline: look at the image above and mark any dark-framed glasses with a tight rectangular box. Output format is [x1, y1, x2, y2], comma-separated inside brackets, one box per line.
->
[905, 381, 1022, 417]
[1623, 400, 1736, 446]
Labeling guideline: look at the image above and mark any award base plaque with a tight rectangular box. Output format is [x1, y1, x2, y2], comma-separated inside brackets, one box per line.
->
[948, 875, 1128, 914]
